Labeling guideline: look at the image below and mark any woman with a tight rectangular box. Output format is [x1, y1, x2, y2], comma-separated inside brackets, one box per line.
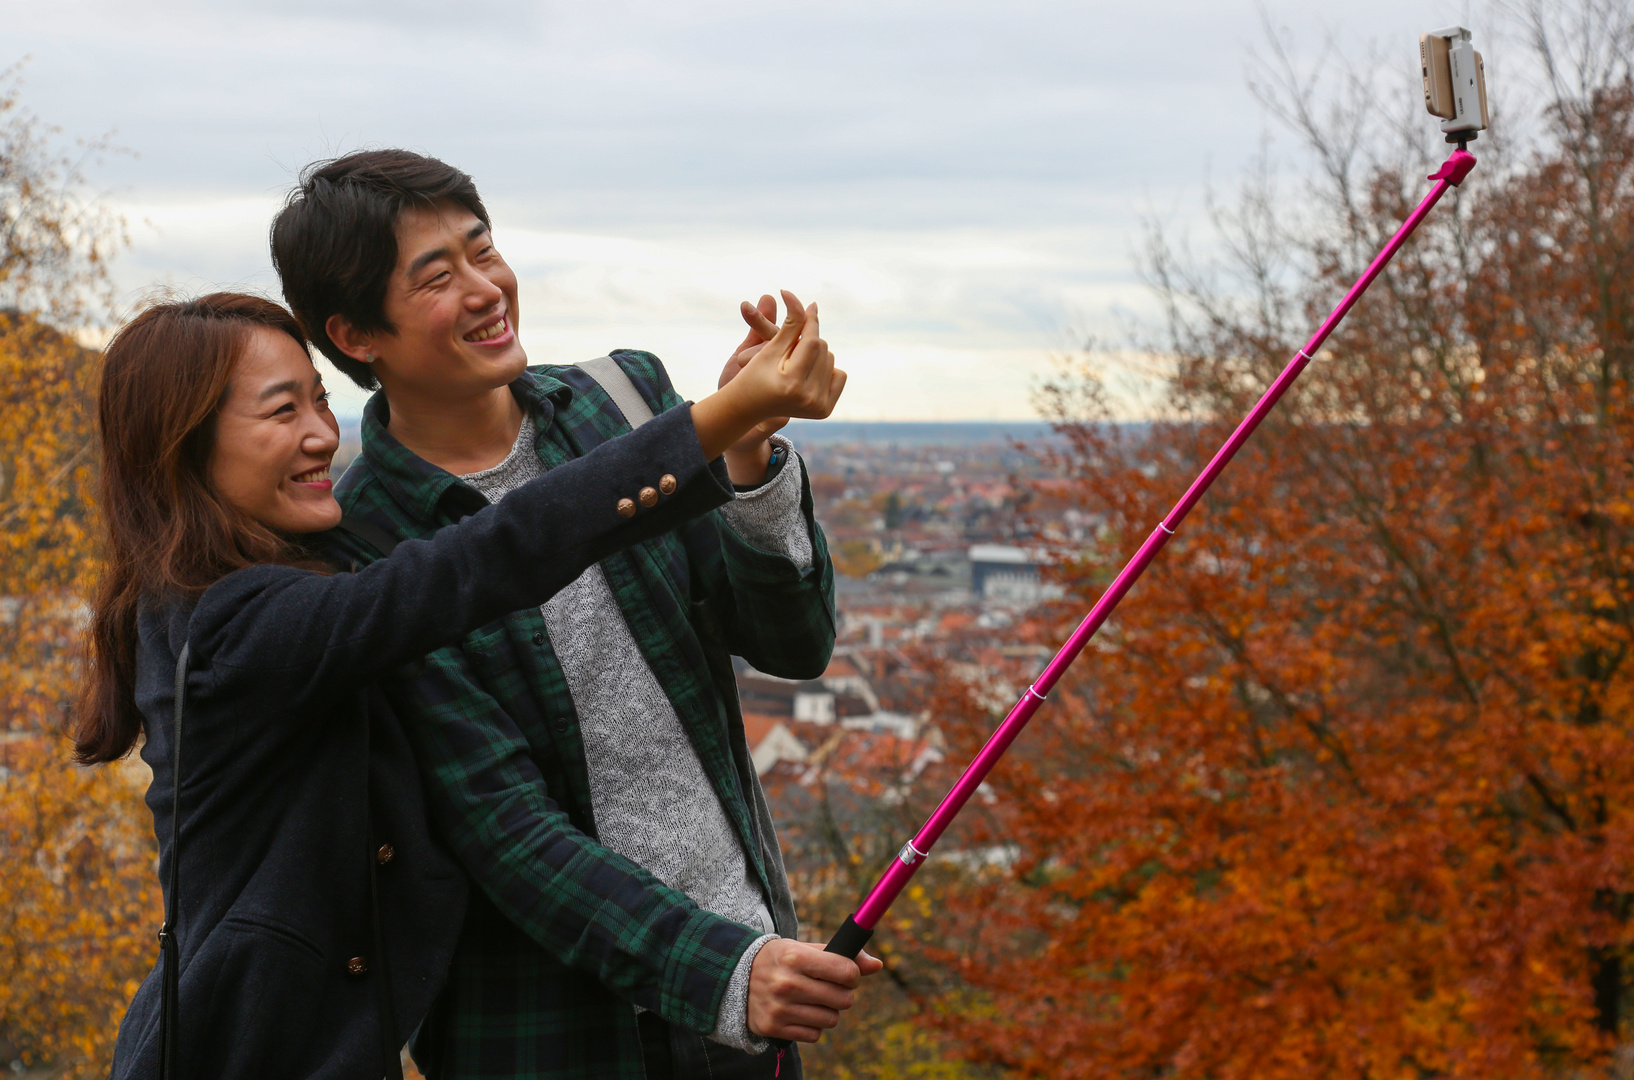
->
[74, 292, 843, 1079]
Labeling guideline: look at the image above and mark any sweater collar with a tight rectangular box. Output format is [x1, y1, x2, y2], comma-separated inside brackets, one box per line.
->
[358, 367, 573, 523]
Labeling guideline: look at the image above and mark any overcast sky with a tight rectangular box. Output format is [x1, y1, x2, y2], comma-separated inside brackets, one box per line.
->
[7, 0, 1485, 418]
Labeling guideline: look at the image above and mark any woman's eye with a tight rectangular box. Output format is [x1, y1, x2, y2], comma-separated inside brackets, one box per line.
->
[317, 391, 331, 407]
[272, 402, 296, 417]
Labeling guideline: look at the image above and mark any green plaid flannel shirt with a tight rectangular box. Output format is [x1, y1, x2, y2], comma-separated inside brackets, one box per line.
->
[326, 352, 836, 1079]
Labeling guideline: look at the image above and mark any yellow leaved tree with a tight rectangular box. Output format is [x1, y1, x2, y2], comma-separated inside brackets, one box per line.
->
[0, 63, 155, 1075]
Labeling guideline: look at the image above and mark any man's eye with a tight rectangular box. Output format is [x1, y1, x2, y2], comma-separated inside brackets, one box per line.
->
[317, 391, 331, 407]
[272, 402, 296, 417]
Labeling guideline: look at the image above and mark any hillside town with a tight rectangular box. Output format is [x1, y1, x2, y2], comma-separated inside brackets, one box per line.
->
[735, 422, 1084, 821]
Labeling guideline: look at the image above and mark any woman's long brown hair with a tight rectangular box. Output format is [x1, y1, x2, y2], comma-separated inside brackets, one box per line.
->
[74, 294, 314, 764]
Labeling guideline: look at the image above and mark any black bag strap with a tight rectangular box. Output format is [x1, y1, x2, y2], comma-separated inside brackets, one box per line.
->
[158, 641, 189, 1080]
[337, 515, 401, 560]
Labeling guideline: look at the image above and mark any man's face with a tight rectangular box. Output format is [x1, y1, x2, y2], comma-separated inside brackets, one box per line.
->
[370, 201, 527, 398]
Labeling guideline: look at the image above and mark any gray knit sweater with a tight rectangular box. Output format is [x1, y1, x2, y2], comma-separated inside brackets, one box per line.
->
[461, 415, 809, 1051]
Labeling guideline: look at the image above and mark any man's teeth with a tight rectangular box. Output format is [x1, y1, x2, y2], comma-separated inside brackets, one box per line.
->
[465, 318, 508, 342]
[294, 467, 330, 483]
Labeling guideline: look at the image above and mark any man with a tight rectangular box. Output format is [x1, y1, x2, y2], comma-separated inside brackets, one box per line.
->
[271, 150, 876, 1079]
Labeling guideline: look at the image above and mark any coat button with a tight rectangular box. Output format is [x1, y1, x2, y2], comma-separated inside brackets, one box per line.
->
[532, 631, 545, 646]
[658, 474, 677, 495]
[617, 498, 637, 518]
[639, 486, 659, 508]
[376, 843, 394, 866]
[553, 718, 570, 734]
[346, 956, 368, 976]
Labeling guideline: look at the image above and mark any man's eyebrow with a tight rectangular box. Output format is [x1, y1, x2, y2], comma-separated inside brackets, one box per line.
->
[406, 244, 452, 279]
[405, 223, 492, 279]
[256, 379, 302, 402]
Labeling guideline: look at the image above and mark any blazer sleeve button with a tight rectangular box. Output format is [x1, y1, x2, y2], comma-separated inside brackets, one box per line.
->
[376, 843, 394, 866]
[617, 498, 637, 518]
[346, 956, 368, 976]
[658, 474, 677, 495]
[638, 486, 659, 508]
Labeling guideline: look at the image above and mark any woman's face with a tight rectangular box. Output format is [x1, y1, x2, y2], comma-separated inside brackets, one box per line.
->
[209, 328, 342, 535]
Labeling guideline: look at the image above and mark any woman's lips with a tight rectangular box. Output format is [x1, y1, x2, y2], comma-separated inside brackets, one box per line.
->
[292, 466, 332, 491]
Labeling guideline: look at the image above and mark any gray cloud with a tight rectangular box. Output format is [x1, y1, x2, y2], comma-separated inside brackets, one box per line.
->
[6, 0, 1476, 416]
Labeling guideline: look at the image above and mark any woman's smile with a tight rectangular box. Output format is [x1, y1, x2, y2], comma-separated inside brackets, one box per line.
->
[291, 464, 332, 490]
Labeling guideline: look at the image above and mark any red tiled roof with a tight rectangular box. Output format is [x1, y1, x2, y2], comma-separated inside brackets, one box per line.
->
[824, 655, 863, 679]
[740, 711, 785, 749]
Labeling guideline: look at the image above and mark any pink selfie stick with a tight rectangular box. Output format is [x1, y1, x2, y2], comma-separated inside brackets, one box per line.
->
[824, 143, 1479, 960]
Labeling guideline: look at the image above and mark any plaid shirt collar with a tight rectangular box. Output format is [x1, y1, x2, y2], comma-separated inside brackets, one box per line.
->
[358, 368, 576, 522]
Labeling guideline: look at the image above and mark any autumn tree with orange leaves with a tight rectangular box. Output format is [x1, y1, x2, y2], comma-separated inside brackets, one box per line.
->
[0, 64, 154, 1076]
[856, 5, 1634, 1078]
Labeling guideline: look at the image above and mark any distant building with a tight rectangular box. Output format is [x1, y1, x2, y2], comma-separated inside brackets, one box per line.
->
[737, 651, 922, 748]
[815, 654, 879, 711]
[792, 690, 835, 724]
[742, 712, 810, 776]
[969, 544, 1049, 603]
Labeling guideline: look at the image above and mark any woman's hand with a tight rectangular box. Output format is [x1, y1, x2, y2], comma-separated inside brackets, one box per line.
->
[726, 289, 844, 421]
[718, 294, 786, 482]
[745, 939, 882, 1043]
[691, 289, 846, 462]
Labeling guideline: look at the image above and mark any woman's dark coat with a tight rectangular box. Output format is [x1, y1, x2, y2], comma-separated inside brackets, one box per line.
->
[109, 405, 731, 1080]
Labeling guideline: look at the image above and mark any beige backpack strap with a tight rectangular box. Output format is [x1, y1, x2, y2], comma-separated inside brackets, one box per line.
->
[575, 355, 655, 429]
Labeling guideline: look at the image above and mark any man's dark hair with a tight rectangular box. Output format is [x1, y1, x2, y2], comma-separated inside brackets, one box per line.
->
[270, 149, 490, 390]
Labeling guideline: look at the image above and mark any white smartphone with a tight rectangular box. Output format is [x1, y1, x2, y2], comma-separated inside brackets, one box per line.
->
[1420, 26, 1489, 136]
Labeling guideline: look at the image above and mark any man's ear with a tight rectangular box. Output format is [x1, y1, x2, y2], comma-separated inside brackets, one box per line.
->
[326, 313, 375, 364]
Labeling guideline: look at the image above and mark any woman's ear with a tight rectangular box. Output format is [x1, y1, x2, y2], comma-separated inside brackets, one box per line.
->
[325, 313, 376, 365]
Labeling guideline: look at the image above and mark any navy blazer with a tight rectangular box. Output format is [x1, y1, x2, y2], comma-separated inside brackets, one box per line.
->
[109, 405, 732, 1080]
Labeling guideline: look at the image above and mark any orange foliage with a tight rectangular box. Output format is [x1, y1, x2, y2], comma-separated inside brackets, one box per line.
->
[907, 36, 1634, 1080]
